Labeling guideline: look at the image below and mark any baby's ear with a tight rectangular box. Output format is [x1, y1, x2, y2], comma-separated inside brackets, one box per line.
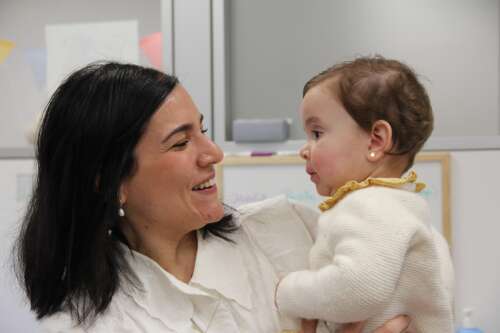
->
[367, 120, 393, 161]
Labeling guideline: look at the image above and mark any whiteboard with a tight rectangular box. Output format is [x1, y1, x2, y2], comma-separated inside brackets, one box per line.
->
[0, 159, 39, 331]
[216, 153, 451, 244]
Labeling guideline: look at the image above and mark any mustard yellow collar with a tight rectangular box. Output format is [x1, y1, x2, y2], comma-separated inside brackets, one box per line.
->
[318, 170, 426, 212]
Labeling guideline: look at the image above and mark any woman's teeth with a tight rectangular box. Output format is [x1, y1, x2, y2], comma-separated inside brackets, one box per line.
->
[193, 178, 215, 190]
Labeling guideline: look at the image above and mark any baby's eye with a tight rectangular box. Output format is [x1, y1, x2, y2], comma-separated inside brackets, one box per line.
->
[201, 127, 208, 134]
[312, 130, 322, 139]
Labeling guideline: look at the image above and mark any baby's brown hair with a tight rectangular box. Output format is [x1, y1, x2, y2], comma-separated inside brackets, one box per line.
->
[303, 56, 433, 171]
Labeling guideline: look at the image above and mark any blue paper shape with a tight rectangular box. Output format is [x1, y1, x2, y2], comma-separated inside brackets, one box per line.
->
[22, 48, 46, 90]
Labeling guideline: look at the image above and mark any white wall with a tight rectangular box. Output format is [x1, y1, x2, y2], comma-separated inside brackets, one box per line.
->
[451, 150, 500, 332]
[0, 159, 39, 332]
[172, 0, 214, 137]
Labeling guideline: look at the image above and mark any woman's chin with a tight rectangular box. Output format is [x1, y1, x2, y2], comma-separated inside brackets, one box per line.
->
[201, 203, 225, 223]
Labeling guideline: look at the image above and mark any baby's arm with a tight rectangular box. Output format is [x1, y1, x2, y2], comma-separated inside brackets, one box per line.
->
[276, 199, 418, 323]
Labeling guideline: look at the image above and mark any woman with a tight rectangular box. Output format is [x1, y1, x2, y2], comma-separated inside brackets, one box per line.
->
[15, 62, 410, 332]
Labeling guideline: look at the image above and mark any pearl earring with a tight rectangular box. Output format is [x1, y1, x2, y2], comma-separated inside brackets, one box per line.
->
[369, 151, 376, 158]
[118, 207, 125, 217]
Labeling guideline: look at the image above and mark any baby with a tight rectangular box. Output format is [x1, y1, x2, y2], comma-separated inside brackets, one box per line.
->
[276, 56, 454, 332]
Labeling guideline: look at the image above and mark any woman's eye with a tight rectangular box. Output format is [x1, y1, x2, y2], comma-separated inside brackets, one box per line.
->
[172, 140, 189, 149]
[201, 127, 208, 134]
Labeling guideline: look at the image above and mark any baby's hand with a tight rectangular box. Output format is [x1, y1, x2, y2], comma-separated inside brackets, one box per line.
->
[300, 318, 317, 333]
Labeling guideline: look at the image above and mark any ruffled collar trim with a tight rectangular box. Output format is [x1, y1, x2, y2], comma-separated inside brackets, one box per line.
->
[319, 170, 425, 212]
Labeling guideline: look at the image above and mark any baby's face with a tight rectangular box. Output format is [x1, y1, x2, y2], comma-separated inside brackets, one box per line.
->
[299, 85, 374, 196]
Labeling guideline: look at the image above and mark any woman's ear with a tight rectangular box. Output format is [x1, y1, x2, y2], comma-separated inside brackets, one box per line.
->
[119, 182, 128, 206]
[367, 120, 393, 162]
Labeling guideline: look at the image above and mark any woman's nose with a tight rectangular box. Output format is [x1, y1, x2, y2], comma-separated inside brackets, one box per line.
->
[198, 136, 223, 167]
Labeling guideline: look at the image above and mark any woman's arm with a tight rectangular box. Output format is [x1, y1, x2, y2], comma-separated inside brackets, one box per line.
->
[339, 315, 411, 333]
[287, 315, 412, 333]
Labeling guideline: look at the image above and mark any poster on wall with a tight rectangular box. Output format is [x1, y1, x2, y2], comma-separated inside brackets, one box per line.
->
[46, 20, 139, 96]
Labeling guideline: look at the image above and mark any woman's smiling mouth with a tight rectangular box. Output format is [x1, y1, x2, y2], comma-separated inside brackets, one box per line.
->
[192, 177, 216, 191]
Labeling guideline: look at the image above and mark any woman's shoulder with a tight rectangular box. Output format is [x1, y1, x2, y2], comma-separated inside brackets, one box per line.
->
[39, 312, 85, 333]
[39, 294, 131, 333]
[237, 196, 319, 276]
[39, 311, 114, 333]
[39, 289, 172, 333]
[238, 195, 319, 237]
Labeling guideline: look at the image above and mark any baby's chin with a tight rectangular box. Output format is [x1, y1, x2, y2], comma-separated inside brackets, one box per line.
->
[316, 184, 335, 197]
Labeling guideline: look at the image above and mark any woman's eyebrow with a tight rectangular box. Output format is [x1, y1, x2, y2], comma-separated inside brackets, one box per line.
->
[161, 124, 193, 143]
[161, 114, 204, 143]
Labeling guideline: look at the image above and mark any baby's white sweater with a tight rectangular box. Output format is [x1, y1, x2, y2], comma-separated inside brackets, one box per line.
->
[276, 186, 454, 333]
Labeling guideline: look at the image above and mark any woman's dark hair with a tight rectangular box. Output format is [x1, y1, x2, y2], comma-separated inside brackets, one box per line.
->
[15, 62, 235, 325]
[304, 56, 433, 171]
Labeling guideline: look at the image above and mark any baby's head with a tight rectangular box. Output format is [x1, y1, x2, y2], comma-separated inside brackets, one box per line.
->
[299, 56, 433, 196]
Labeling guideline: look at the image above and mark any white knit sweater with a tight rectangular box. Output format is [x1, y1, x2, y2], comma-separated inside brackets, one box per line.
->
[276, 186, 454, 333]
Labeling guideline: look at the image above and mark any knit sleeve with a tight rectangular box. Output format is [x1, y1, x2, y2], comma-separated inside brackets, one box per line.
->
[275, 190, 421, 323]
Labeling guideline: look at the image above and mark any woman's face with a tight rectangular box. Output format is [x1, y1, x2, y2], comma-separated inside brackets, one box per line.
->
[121, 85, 224, 238]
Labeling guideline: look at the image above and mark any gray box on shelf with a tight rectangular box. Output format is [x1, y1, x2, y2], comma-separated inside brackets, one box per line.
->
[232, 118, 290, 142]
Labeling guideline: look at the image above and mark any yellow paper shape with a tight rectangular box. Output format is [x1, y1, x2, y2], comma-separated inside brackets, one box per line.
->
[0, 40, 15, 64]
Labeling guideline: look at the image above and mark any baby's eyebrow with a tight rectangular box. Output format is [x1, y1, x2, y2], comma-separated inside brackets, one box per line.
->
[305, 116, 321, 127]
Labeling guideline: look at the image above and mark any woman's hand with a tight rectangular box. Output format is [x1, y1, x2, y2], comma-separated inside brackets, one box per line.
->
[300, 318, 318, 333]
[336, 315, 411, 333]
